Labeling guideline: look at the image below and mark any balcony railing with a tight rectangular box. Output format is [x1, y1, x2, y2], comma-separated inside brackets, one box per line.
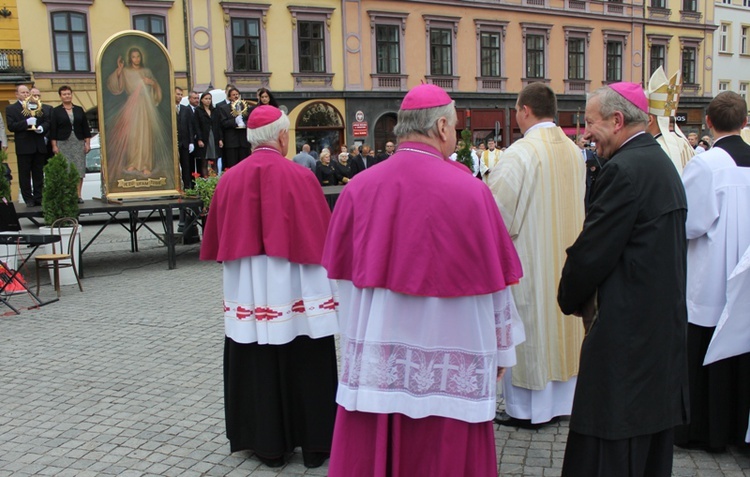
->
[0, 49, 25, 74]
[568, 0, 587, 10]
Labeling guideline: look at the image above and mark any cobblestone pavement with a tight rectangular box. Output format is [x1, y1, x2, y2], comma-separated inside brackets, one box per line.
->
[0, 218, 748, 476]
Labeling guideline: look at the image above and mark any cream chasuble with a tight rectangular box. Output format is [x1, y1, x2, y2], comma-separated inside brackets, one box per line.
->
[479, 148, 502, 184]
[488, 124, 585, 390]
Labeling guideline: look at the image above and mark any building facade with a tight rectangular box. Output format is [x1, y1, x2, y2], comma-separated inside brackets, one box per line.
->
[713, 0, 750, 114]
[8, 0, 717, 170]
[642, 0, 717, 135]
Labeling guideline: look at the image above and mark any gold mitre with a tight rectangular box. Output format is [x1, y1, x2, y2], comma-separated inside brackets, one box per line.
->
[647, 67, 681, 118]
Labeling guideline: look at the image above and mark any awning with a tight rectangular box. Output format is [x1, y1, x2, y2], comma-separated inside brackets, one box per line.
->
[561, 127, 585, 136]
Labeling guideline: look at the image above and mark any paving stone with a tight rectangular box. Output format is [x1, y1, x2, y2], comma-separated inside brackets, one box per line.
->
[1, 222, 747, 477]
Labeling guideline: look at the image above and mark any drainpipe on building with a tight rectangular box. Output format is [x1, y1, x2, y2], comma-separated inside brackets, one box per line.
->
[182, 0, 191, 89]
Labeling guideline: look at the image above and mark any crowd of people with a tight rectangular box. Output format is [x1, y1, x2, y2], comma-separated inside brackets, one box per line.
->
[292, 141, 395, 186]
[200, 75, 749, 477]
[4, 83, 92, 206]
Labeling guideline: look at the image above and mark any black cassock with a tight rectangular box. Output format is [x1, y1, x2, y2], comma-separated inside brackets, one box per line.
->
[558, 133, 689, 477]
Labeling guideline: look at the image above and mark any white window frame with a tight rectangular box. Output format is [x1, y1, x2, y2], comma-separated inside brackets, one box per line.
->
[741, 25, 749, 55]
[720, 23, 731, 54]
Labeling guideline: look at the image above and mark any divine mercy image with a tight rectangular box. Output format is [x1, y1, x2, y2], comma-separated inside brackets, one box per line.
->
[96, 31, 179, 198]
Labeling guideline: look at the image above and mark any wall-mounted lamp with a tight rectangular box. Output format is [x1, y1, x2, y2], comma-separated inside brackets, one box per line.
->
[0, 7, 12, 18]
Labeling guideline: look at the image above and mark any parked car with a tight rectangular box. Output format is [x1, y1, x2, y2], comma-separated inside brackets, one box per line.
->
[81, 134, 102, 201]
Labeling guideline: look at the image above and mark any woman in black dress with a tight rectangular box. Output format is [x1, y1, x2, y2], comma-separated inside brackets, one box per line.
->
[194, 91, 222, 176]
[315, 150, 336, 186]
[333, 152, 353, 185]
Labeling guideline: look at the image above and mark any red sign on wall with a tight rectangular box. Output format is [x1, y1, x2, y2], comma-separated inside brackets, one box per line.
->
[352, 121, 368, 137]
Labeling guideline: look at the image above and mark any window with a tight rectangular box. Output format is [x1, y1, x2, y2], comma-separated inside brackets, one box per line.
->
[423, 15, 460, 89]
[719, 81, 730, 92]
[369, 12, 408, 91]
[745, 0, 750, 6]
[682, 46, 696, 84]
[650, 44, 666, 76]
[231, 18, 261, 72]
[298, 21, 326, 73]
[222, 3, 270, 88]
[739, 82, 748, 101]
[720, 23, 730, 53]
[683, 0, 697, 11]
[133, 14, 166, 46]
[480, 32, 501, 77]
[376, 25, 400, 74]
[722, 0, 732, 4]
[568, 38, 585, 80]
[521, 23, 551, 84]
[606, 41, 623, 82]
[289, 6, 334, 89]
[742, 26, 749, 54]
[51, 11, 90, 72]
[430, 28, 453, 76]
[526, 34, 545, 78]
[474, 20, 508, 91]
[651, 0, 666, 7]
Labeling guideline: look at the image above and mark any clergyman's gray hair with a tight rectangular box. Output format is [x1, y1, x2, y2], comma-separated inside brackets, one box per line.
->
[588, 86, 648, 126]
[246, 112, 291, 148]
[394, 102, 457, 139]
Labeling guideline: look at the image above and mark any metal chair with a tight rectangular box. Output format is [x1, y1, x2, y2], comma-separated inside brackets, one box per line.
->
[35, 217, 83, 297]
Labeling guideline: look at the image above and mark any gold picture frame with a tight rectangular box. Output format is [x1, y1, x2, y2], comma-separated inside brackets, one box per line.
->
[95, 30, 180, 200]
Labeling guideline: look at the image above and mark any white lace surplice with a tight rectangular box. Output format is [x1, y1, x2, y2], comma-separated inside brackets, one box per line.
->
[222, 256, 339, 345]
[336, 280, 524, 424]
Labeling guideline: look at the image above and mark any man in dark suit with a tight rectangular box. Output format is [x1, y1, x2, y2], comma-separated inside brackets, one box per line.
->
[349, 145, 365, 177]
[216, 87, 250, 169]
[175, 87, 195, 192]
[31, 87, 54, 162]
[558, 83, 688, 477]
[6, 84, 49, 206]
[374, 141, 395, 164]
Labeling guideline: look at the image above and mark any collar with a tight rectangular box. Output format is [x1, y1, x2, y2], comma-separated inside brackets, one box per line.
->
[620, 131, 646, 149]
[525, 121, 556, 135]
[713, 134, 738, 146]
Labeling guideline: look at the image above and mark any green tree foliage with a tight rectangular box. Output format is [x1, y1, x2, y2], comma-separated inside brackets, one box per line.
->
[0, 150, 11, 202]
[456, 129, 474, 172]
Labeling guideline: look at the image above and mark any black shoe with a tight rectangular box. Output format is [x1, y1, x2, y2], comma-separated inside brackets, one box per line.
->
[494, 411, 559, 430]
[78, 198, 84, 204]
[257, 454, 285, 468]
[302, 451, 329, 468]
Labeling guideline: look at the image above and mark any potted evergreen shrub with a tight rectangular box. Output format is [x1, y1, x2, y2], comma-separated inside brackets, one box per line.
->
[40, 153, 81, 285]
[0, 149, 11, 203]
[0, 149, 14, 269]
